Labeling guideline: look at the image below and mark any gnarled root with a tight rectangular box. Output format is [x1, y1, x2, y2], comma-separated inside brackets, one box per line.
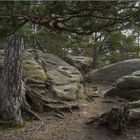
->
[22, 106, 44, 131]
[25, 86, 80, 118]
[86, 100, 140, 131]
[21, 84, 80, 129]
[86, 86, 100, 102]
[86, 105, 129, 131]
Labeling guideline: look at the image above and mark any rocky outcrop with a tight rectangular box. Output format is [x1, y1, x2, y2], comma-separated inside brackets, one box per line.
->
[0, 49, 86, 101]
[47, 66, 85, 101]
[105, 75, 140, 101]
[33, 50, 86, 101]
[89, 59, 140, 84]
[66, 55, 92, 73]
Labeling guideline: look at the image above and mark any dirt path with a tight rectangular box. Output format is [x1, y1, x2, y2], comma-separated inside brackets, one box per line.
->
[0, 84, 140, 140]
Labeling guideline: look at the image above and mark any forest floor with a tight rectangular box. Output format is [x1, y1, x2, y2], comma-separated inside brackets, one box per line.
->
[0, 83, 140, 140]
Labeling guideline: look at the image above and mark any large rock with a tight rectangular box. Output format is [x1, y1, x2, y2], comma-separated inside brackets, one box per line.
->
[47, 66, 85, 101]
[33, 50, 86, 101]
[89, 59, 140, 85]
[105, 75, 140, 101]
[0, 49, 86, 101]
[66, 55, 92, 73]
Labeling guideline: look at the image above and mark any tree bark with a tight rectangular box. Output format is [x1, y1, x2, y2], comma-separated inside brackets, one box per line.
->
[92, 46, 98, 69]
[0, 34, 25, 124]
[92, 32, 98, 69]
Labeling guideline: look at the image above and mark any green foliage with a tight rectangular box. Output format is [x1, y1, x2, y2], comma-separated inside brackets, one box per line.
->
[104, 31, 139, 63]
[0, 1, 139, 66]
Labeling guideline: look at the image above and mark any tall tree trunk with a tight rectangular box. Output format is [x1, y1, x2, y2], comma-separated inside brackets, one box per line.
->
[92, 32, 98, 69]
[92, 46, 98, 69]
[138, 32, 140, 47]
[0, 34, 25, 124]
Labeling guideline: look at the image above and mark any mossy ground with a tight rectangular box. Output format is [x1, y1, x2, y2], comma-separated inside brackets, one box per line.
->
[0, 121, 24, 130]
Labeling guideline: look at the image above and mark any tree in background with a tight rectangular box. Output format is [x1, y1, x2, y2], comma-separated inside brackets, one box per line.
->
[102, 31, 139, 63]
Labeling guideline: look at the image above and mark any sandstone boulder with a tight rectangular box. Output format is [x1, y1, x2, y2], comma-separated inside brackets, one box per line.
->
[105, 76, 140, 101]
[34, 50, 86, 101]
[0, 49, 86, 101]
[89, 59, 140, 85]
[66, 55, 92, 73]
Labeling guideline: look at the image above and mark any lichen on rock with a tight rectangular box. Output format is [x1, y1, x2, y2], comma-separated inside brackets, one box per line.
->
[0, 49, 87, 102]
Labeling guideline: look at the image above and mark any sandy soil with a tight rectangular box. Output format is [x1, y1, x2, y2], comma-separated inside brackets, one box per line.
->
[0, 84, 140, 140]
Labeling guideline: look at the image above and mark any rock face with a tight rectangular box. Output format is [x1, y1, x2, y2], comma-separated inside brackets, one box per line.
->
[33, 50, 86, 101]
[89, 59, 140, 84]
[0, 49, 86, 101]
[105, 75, 140, 101]
[66, 55, 92, 73]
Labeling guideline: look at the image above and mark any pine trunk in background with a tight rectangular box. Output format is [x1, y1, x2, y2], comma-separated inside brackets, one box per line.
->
[0, 34, 24, 124]
[92, 32, 98, 69]
[92, 46, 98, 69]
[138, 32, 140, 47]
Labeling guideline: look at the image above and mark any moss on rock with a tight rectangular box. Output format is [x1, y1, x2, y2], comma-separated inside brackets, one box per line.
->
[23, 59, 47, 82]
[0, 51, 47, 82]
[0, 49, 87, 102]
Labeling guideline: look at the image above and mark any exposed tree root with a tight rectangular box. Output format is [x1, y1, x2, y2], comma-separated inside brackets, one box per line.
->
[129, 100, 140, 109]
[92, 86, 100, 94]
[24, 77, 51, 91]
[22, 107, 43, 123]
[86, 106, 129, 131]
[22, 106, 44, 132]
[44, 103, 80, 113]
[53, 113, 65, 119]
[86, 100, 140, 131]
[19, 84, 81, 130]
[86, 86, 100, 102]
[25, 86, 80, 116]
[24, 78, 46, 85]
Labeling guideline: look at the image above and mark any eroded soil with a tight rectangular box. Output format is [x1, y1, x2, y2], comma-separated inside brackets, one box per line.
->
[0, 84, 140, 140]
